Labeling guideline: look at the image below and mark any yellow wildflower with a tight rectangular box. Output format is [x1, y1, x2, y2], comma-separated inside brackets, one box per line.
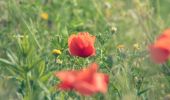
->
[133, 43, 140, 50]
[40, 12, 48, 20]
[111, 27, 117, 33]
[55, 59, 63, 64]
[116, 44, 125, 49]
[52, 49, 61, 55]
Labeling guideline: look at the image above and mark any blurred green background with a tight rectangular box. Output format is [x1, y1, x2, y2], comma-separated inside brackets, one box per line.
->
[1, 0, 170, 100]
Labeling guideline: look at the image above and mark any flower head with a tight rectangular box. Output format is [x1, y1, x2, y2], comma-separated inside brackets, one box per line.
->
[116, 44, 125, 49]
[40, 12, 48, 20]
[133, 43, 140, 50]
[68, 32, 96, 58]
[149, 28, 170, 63]
[55, 59, 63, 64]
[52, 49, 61, 56]
[55, 63, 109, 96]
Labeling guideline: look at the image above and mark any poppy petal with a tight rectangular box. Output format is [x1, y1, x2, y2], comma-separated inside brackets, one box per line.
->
[74, 81, 97, 95]
[93, 73, 108, 93]
[149, 45, 170, 63]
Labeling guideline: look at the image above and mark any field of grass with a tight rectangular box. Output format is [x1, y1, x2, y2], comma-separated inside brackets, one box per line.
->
[1, 0, 170, 100]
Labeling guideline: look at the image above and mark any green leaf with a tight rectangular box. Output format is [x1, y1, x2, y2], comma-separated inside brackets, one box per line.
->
[40, 72, 52, 83]
[137, 88, 150, 96]
[39, 61, 45, 77]
[6, 50, 18, 65]
[0, 58, 15, 66]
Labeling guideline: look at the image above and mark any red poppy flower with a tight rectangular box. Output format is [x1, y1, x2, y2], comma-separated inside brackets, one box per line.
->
[157, 28, 170, 40]
[149, 29, 170, 63]
[68, 32, 96, 58]
[55, 63, 109, 96]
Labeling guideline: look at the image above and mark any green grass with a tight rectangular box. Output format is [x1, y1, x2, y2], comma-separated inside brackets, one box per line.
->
[0, 0, 170, 99]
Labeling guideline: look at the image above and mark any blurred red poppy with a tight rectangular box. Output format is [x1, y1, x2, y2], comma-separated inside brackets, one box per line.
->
[149, 29, 170, 63]
[157, 28, 170, 40]
[68, 32, 96, 58]
[55, 63, 109, 96]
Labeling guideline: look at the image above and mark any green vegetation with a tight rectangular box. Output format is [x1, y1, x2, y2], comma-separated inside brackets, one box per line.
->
[0, 0, 170, 99]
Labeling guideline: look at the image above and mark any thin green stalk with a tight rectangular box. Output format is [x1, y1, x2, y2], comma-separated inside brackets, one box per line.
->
[156, 0, 160, 19]
[25, 74, 32, 100]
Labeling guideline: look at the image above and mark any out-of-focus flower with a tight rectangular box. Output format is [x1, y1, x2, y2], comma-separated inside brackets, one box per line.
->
[68, 32, 96, 58]
[111, 27, 117, 33]
[52, 49, 62, 63]
[40, 12, 48, 20]
[157, 28, 170, 39]
[149, 28, 170, 63]
[104, 2, 111, 9]
[116, 44, 125, 49]
[55, 59, 63, 64]
[52, 49, 61, 55]
[52, 49, 61, 56]
[55, 63, 109, 96]
[133, 43, 140, 50]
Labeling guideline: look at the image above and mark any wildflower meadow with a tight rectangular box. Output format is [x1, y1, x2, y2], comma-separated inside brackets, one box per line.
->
[1, 0, 170, 100]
